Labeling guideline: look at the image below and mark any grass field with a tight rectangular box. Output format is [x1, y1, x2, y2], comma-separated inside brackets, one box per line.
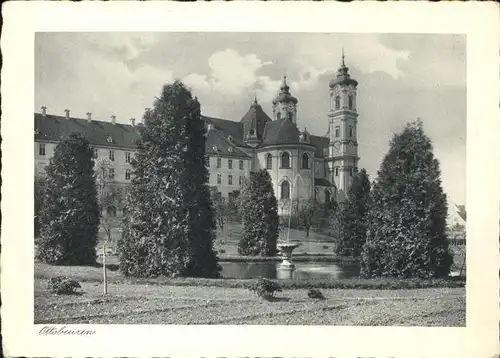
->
[34, 274, 465, 325]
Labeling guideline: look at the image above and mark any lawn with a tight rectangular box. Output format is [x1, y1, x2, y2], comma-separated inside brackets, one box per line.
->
[34, 274, 465, 326]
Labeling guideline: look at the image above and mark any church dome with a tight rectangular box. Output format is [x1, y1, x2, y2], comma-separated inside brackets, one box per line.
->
[272, 76, 298, 105]
[329, 51, 358, 88]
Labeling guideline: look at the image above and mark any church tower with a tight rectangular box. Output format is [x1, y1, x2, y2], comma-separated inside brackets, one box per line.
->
[327, 50, 359, 200]
[272, 76, 298, 123]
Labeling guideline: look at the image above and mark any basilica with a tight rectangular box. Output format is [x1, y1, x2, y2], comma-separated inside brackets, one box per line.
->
[34, 56, 360, 212]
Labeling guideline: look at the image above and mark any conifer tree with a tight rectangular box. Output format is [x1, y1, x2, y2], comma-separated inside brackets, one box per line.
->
[360, 120, 453, 278]
[118, 81, 219, 278]
[334, 169, 371, 257]
[238, 169, 279, 256]
[37, 134, 100, 265]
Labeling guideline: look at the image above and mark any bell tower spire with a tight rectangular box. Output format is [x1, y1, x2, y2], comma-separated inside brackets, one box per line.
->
[272, 74, 298, 123]
[326, 50, 360, 201]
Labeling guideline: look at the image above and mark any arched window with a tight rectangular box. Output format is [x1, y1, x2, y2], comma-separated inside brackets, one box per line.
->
[314, 189, 319, 201]
[266, 153, 272, 169]
[277, 112, 281, 120]
[335, 96, 340, 110]
[288, 112, 293, 121]
[348, 95, 354, 109]
[281, 181, 290, 199]
[324, 189, 331, 204]
[281, 152, 290, 168]
[301, 153, 309, 169]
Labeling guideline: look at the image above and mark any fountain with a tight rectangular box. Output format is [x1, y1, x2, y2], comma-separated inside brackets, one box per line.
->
[277, 174, 305, 279]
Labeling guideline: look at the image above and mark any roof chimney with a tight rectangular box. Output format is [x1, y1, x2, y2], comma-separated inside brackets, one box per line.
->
[130, 118, 136, 127]
[86, 112, 92, 121]
[64, 109, 70, 119]
[110, 115, 116, 125]
[41, 106, 47, 116]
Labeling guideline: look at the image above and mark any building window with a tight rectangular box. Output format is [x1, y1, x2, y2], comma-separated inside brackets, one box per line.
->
[217, 157, 221, 168]
[281, 181, 290, 199]
[239, 160, 244, 170]
[288, 112, 293, 121]
[228, 175, 233, 185]
[325, 189, 331, 204]
[349, 125, 353, 137]
[348, 95, 354, 109]
[217, 174, 222, 185]
[109, 168, 115, 180]
[125, 152, 131, 163]
[281, 152, 290, 168]
[335, 96, 340, 110]
[314, 189, 319, 201]
[39, 143, 46, 156]
[349, 167, 353, 177]
[266, 154, 272, 169]
[125, 169, 131, 180]
[205, 156, 210, 167]
[109, 150, 115, 162]
[335, 167, 339, 176]
[277, 112, 281, 120]
[301, 153, 309, 169]
[228, 159, 233, 169]
[93, 148, 99, 159]
[239, 176, 243, 185]
[107, 206, 117, 217]
[335, 126, 340, 138]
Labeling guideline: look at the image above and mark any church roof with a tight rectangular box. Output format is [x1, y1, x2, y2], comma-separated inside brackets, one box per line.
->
[314, 178, 334, 187]
[272, 76, 298, 105]
[202, 115, 246, 147]
[34, 113, 140, 148]
[239, 99, 272, 140]
[205, 128, 251, 158]
[309, 134, 329, 158]
[261, 118, 302, 146]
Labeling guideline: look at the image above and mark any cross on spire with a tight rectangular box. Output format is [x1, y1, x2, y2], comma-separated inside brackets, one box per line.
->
[341, 47, 346, 67]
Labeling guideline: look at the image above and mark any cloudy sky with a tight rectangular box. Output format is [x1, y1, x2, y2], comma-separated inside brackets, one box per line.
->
[35, 32, 466, 205]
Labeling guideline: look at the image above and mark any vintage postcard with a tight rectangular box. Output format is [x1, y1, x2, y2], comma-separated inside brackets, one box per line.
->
[1, 2, 499, 357]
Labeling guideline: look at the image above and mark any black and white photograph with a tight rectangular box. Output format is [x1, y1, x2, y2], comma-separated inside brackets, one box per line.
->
[33, 31, 467, 326]
[2, 2, 498, 358]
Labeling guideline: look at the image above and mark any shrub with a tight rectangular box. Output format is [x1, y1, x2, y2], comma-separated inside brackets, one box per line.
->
[307, 288, 325, 300]
[248, 278, 282, 298]
[47, 276, 81, 295]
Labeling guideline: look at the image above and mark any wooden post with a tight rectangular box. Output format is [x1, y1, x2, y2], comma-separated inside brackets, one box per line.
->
[103, 242, 108, 295]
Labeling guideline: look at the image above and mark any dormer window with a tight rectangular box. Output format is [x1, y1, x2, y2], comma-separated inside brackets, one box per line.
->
[212, 145, 218, 152]
[249, 129, 255, 136]
[228, 135, 233, 142]
[107, 136, 113, 143]
[228, 147, 233, 153]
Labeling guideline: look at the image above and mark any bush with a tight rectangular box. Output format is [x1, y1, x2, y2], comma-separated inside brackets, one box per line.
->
[307, 288, 325, 300]
[248, 278, 282, 298]
[47, 276, 81, 295]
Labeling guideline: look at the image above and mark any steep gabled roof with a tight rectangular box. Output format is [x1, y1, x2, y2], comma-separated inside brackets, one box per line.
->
[205, 129, 251, 158]
[34, 113, 140, 148]
[202, 115, 245, 146]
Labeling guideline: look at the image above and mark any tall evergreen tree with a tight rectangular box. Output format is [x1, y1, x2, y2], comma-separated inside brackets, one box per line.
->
[334, 169, 371, 257]
[118, 81, 219, 278]
[37, 134, 100, 265]
[238, 169, 279, 256]
[360, 120, 453, 278]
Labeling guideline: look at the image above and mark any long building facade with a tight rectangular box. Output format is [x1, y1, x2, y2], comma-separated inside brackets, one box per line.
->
[34, 57, 360, 212]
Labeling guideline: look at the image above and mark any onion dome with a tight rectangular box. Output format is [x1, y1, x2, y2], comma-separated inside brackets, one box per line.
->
[272, 76, 298, 105]
[329, 50, 358, 88]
